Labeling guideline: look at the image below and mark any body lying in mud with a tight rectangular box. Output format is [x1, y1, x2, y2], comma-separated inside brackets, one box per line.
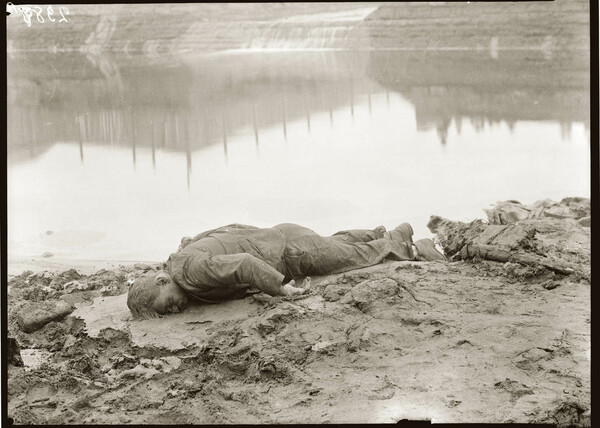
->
[127, 222, 446, 317]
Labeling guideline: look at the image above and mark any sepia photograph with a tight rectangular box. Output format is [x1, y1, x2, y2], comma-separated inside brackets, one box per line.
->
[5, 1, 591, 425]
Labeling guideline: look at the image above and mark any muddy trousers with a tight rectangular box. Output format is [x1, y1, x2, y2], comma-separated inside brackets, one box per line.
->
[283, 233, 415, 279]
[177, 224, 401, 300]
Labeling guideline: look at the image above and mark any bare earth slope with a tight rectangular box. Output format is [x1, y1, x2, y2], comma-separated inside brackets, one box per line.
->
[7, 213, 590, 425]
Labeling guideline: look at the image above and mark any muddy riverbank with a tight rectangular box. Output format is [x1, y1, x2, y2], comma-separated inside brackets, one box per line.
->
[6, 200, 590, 425]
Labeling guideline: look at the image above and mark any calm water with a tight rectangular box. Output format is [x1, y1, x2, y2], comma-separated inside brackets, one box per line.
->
[7, 5, 590, 262]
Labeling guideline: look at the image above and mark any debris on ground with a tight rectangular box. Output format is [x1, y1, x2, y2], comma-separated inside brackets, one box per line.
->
[7, 338, 24, 367]
[483, 197, 591, 225]
[428, 198, 591, 285]
[16, 301, 74, 333]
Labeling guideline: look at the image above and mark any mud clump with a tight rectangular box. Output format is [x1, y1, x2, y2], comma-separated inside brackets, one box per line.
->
[340, 278, 399, 313]
[25, 321, 70, 351]
[7, 266, 144, 349]
[246, 353, 291, 382]
[16, 301, 74, 333]
[8, 266, 138, 305]
[86, 269, 130, 295]
[535, 401, 590, 428]
[196, 344, 292, 383]
[67, 354, 101, 376]
[345, 323, 369, 352]
[7, 338, 24, 367]
[428, 217, 538, 260]
[500, 261, 552, 283]
[494, 378, 534, 402]
[323, 282, 353, 302]
[252, 303, 307, 337]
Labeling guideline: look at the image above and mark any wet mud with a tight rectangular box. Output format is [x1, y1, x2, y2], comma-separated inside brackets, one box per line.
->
[7, 205, 590, 425]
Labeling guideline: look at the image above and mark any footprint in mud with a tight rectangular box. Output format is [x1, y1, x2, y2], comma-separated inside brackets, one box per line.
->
[513, 347, 551, 370]
[24, 383, 57, 409]
[513, 344, 572, 372]
[367, 376, 398, 401]
[345, 323, 370, 352]
[445, 399, 462, 408]
[494, 378, 534, 403]
[310, 340, 338, 355]
[323, 282, 353, 302]
[250, 303, 307, 337]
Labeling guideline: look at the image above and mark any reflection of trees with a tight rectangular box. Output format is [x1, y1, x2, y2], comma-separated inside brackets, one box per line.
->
[7, 49, 375, 166]
[370, 50, 589, 144]
[7, 2, 379, 161]
[366, 0, 590, 144]
[436, 118, 451, 145]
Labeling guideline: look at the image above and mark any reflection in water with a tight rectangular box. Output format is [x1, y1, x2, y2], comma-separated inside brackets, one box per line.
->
[130, 109, 137, 168]
[305, 94, 311, 133]
[6, 1, 590, 261]
[282, 97, 287, 140]
[9, 51, 377, 161]
[365, 0, 589, 141]
[7, 45, 589, 166]
[349, 77, 354, 120]
[368, 50, 589, 143]
[253, 103, 259, 148]
[222, 110, 228, 162]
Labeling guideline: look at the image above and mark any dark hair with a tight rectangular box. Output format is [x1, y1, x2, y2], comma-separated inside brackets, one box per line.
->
[127, 272, 162, 319]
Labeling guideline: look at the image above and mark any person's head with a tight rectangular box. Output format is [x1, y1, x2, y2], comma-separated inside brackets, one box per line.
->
[127, 271, 190, 318]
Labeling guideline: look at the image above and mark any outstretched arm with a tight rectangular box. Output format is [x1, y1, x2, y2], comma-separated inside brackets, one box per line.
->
[184, 253, 308, 296]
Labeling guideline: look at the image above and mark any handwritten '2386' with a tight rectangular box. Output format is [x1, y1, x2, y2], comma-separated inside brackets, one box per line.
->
[6, 3, 69, 27]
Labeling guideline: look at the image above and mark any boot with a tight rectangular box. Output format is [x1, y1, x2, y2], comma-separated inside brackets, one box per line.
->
[384, 222, 414, 244]
[374, 225, 387, 237]
[413, 239, 446, 261]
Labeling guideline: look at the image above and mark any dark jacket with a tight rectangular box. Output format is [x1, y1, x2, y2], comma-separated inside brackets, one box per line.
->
[165, 224, 297, 302]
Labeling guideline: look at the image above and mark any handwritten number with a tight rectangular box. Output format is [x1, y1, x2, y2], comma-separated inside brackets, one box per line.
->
[59, 7, 69, 23]
[21, 6, 32, 27]
[33, 6, 44, 23]
[9, 4, 69, 25]
[47, 5, 55, 22]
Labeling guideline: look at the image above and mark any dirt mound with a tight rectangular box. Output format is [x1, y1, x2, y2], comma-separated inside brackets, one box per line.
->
[428, 213, 590, 285]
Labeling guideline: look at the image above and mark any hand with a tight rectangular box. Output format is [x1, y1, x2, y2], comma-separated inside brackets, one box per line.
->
[282, 277, 311, 296]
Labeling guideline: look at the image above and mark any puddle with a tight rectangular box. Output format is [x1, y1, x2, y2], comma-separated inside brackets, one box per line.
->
[73, 292, 264, 350]
[72, 294, 132, 337]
